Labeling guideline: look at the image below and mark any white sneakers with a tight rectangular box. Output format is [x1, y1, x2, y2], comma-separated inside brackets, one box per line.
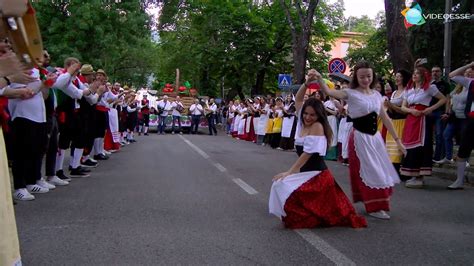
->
[368, 210, 390, 220]
[26, 184, 49, 194]
[47, 176, 69, 186]
[13, 189, 35, 201]
[433, 158, 454, 164]
[37, 179, 56, 190]
[405, 177, 424, 189]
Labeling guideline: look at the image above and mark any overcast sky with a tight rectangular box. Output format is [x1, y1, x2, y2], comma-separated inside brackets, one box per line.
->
[330, 0, 385, 19]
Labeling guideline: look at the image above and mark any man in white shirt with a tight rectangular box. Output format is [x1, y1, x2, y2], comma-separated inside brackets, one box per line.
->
[93, 70, 116, 160]
[8, 68, 55, 198]
[206, 98, 218, 135]
[157, 95, 172, 134]
[171, 96, 184, 134]
[189, 98, 203, 134]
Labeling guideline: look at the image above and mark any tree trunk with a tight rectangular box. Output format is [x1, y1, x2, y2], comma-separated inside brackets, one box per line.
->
[253, 33, 287, 95]
[279, 0, 319, 84]
[384, 0, 414, 71]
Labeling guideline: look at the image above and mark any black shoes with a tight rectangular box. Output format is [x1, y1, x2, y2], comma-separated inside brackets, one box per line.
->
[56, 170, 72, 182]
[94, 154, 109, 160]
[69, 167, 91, 178]
[81, 159, 99, 168]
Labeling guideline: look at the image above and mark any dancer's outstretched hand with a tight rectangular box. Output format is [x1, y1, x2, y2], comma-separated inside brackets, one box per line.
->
[273, 171, 290, 181]
[396, 139, 407, 156]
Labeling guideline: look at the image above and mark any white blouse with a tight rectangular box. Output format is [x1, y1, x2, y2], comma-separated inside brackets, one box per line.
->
[302, 135, 327, 156]
[343, 89, 382, 119]
[390, 89, 404, 106]
[8, 69, 46, 123]
[403, 84, 439, 106]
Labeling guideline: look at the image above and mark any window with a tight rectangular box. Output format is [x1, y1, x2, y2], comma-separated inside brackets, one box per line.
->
[341, 42, 350, 57]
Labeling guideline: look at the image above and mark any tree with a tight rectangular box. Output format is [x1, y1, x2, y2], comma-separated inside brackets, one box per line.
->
[346, 17, 392, 77]
[407, 0, 474, 70]
[384, 0, 414, 71]
[279, 0, 320, 84]
[32, 0, 158, 85]
[344, 15, 376, 34]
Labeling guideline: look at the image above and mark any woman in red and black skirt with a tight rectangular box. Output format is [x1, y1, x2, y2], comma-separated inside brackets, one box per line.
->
[400, 59, 447, 189]
[270, 71, 366, 229]
[320, 61, 406, 220]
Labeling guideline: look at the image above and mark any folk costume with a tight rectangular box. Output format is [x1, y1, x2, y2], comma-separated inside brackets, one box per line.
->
[345, 89, 400, 213]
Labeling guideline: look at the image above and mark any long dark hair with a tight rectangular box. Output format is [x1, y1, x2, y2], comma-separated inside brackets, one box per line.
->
[300, 98, 333, 149]
[350, 61, 377, 89]
[396, 69, 411, 87]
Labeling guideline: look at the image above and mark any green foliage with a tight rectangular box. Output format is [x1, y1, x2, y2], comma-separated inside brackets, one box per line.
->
[344, 15, 376, 34]
[407, 0, 474, 69]
[32, 0, 158, 85]
[346, 16, 392, 77]
[155, 0, 342, 98]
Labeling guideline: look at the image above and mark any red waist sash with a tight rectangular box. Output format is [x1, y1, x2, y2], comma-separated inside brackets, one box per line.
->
[402, 104, 427, 149]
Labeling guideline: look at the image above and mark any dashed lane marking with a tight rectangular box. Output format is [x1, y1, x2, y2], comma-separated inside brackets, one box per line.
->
[232, 178, 258, 195]
[179, 135, 354, 265]
[295, 229, 356, 266]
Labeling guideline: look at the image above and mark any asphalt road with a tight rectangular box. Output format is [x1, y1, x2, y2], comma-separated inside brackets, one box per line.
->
[14, 129, 474, 265]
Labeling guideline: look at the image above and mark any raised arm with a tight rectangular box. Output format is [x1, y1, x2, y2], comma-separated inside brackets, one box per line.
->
[449, 62, 474, 78]
[312, 69, 348, 100]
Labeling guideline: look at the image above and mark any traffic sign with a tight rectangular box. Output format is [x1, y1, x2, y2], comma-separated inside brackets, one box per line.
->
[328, 58, 347, 74]
[278, 74, 292, 88]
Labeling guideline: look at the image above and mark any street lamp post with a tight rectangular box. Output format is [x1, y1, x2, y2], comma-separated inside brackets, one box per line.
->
[443, 0, 452, 76]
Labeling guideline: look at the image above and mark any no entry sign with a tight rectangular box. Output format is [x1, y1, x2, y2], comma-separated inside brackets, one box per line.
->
[328, 58, 347, 74]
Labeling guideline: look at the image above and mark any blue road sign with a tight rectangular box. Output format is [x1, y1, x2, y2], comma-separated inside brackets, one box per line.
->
[328, 58, 347, 74]
[278, 74, 292, 88]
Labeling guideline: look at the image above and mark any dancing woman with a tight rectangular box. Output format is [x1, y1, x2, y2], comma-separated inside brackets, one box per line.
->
[269, 71, 367, 229]
[319, 61, 405, 220]
[400, 59, 447, 188]
[385, 69, 411, 176]
[447, 62, 474, 189]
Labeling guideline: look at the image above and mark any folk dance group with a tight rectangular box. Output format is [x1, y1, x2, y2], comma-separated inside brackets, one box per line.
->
[268, 60, 474, 229]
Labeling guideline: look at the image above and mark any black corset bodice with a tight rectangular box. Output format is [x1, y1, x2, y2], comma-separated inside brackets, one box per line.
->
[295, 145, 327, 172]
[350, 112, 378, 135]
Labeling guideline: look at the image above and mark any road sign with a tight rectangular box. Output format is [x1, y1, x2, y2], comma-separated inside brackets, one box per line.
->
[328, 58, 347, 74]
[278, 74, 292, 88]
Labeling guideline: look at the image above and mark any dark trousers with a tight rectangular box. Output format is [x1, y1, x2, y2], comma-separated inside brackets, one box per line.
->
[207, 114, 217, 135]
[12, 118, 47, 189]
[58, 111, 87, 149]
[430, 110, 445, 160]
[191, 115, 201, 134]
[158, 115, 167, 133]
[43, 115, 59, 177]
[172, 115, 181, 133]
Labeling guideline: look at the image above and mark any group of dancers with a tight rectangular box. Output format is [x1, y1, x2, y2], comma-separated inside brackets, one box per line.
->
[269, 59, 474, 228]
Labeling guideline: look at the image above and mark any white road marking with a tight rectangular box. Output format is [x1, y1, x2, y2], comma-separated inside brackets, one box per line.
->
[214, 163, 227, 172]
[179, 135, 354, 264]
[232, 178, 258, 195]
[295, 229, 356, 266]
[179, 135, 210, 159]
[180, 135, 258, 195]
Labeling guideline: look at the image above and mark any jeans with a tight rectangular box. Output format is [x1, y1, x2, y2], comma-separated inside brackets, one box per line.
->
[191, 115, 201, 134]
[158, 115, 167, 133]
[172, 115, 181, 133]
[443, 117, 467, 160]
[207, 114, 217, 135]
[430, 110, 445, 160]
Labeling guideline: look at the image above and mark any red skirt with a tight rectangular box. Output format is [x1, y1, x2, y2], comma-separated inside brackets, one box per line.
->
[104, 129, 120, 151]
[240, 118, 249, 140]
[348, 132, 392, 213]
[282, 170, 367, 229]
[247, 117, 256, 142]
[402, 105, 427, 149]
